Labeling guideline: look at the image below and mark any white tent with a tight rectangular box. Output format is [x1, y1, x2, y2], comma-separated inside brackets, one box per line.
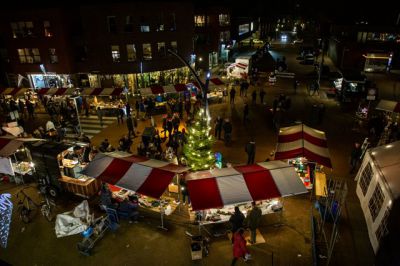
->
[355, 141, 400, 253]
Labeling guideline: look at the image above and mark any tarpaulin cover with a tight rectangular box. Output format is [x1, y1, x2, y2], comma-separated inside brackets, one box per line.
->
[186, 161, 308, 211]
[376, 99, 400, 113]
[82, 154, 189, 199]
[274, 124, 332, 168]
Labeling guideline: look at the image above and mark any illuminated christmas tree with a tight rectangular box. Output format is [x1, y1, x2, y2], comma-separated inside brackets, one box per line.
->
[183, 108, 215, 171]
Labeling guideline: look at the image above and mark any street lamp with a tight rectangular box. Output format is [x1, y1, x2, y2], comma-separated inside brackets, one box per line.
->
[167, 49, 211, 118]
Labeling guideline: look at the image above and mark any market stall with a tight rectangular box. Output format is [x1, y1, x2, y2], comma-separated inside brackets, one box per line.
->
[56, 142, 101, 198]
[185, 161, 308, 233]
[274, 123, 332, 189]
[80, 88, 125, 116]
[376, 99, 400, 114]
[0, 137, 41, 184]
[355, 141, 400, 253]
[82, 153, 189, 224]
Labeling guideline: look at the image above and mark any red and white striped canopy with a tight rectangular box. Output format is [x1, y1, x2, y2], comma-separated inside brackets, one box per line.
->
[186, 161, 308, 211]
[140, 83, 188, 96]
[274, 124, 332, 168]
[36, 88, 77, 96]
[0, 88, 30, 96]
[83, 154, 189, 199]
[80, 88, 124, 96]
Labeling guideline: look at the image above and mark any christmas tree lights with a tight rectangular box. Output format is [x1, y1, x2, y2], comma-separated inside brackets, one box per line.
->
[183, 109, 215, 171]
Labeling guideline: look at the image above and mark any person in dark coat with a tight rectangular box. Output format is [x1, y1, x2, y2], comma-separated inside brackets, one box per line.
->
[229, 206, 245, 234]
[166, 118, 173, 138]
[125, 102, 131, 117]
[246, 201, 262, 244]
[223, 119, 233, 144]
[245, 139, 256, 164]
[118, 105, 124, 124]
[230, 88, 236, 104]
[259, 89, 266, 104]
[251, 91, 257, 104]
[350, 142, 362, 174]
[126, 115, 136, 138]
[214, 116, 223, 140]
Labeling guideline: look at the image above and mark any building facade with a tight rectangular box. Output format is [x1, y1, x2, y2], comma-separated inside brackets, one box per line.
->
[0, 2, 194, 92]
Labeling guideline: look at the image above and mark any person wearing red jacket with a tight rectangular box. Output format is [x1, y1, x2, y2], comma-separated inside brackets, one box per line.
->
[231, 228, 250, 265]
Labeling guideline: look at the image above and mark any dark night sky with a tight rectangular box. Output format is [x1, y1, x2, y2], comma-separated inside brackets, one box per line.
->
[4, 0, 400, 26]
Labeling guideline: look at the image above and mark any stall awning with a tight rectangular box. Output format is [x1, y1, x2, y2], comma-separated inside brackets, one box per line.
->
[36, 88, 77, 96]
[274, 124, 332, 168]
[190, 78, 225, 90]
[0, 138, 23, 157]
[0, 88, 30, 96]
[376, 99, 400, 113]
[140, 83, 188, 96]
[80, 88, 124, 96]
[82, 154, 189, 199]
[186, 161, 308, 211]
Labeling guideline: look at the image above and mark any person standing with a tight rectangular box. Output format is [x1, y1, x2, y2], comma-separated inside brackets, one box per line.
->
[26, 100, 35, 119]
[230, 87, 236, 104]
[245, 139, 256, 164]
[251, 91, 257, 105]
[231, 228, 250, 265]
[125, 102, 131, 117]
[179, 176, 190, 205]
[243, 103, 249, 124]
[214, 116, 223, 140]
[246, 201, 262, 244]
[126, 115, 136, 138]
[229, 206, 245, 234]
[223, 118, 233, 145]
[118, 105, 125, 124]
[97, 107, 103, 127]
[259, 89, 266, 104]
[350, 142, 362, 174]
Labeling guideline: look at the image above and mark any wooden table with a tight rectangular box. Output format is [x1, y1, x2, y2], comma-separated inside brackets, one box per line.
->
[59, 176, 102, 198]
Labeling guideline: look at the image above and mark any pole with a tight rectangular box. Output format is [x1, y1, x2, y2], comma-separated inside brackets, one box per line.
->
[317, 40, 324, 88]
[72, 97, 82, 135]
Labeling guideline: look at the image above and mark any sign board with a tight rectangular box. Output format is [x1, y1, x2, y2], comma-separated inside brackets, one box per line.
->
[367, 88, 377, 101]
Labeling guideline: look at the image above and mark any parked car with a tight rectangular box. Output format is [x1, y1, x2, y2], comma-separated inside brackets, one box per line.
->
[303, 54, 315, 65]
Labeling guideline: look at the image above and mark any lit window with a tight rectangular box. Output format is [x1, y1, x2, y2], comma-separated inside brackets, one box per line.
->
[107, 16, 117, 33]
[126, 44, 136, 62]
[157, 42, 166, 57]
[17, 48, 40, 64]
[11, 22, 34, 38]
[140, 25, 150, 32]
[219, 31, 230, 42]
[219, 14, 230, 26]
[111, 45, 120, 62]
[49, 48, 58, 63]
[170, 41, 177, 53]
[194, 15, 206, 27]
[44, 21, 52, 37]
[142, 43, 152, 60]
[369, 184, 385, 222]
[359, 163, 373, 195]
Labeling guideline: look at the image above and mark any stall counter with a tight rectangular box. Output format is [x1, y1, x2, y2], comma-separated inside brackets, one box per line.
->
[59, 175, 102, 198]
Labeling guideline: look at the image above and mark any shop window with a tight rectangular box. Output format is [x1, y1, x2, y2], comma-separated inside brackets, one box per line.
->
[169, 13, 176, 31]
[375, 209, 390, 243]
[194, 15, 206, 27]
[157, 42, 166, 57]
[142, 43, 152, 60]
[107, 16, 117, 33]
[219, 14, 230, 26]
[368, 184, 385, 222]
[10, 21, 34, 38]
[17, 48, 40, 64]
[111, 45, 120, 62]
[140, 25, 150, 33]
[44, 21, 52, 37]
[170, 41, 177, 53]
[49, 48, 58, 63]
[126, 44, 137, 62]
[125, 16, 133, 32]
[359, 163, 373, 195]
